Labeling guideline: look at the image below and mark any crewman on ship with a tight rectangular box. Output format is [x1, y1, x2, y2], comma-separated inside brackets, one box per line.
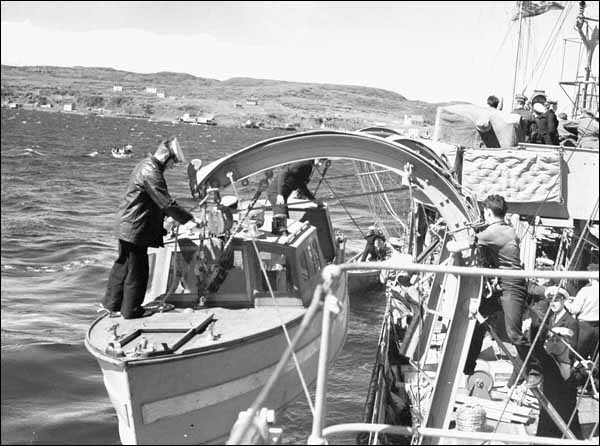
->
[512, 94, 533, 142]
[360, 225, 387, 262]
[530, 102, 559, 145]
[267, 159, 323, 216]
[102, 137, 201, 319]
[456, 195, 543, 388]
[566, 262, 599, 361]
[530, 286, 583, 439]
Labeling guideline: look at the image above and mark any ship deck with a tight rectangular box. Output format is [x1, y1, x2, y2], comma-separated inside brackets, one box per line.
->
[424, 332, 599, 443]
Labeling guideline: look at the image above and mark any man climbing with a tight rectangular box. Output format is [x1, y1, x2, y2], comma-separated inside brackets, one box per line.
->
[360, 225, 386, 262]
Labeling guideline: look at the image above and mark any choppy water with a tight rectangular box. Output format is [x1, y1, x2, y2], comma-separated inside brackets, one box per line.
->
[1, 108, 387, 445]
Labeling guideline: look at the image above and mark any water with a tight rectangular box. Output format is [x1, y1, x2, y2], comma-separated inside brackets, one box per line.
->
[1, 108, 387, 445]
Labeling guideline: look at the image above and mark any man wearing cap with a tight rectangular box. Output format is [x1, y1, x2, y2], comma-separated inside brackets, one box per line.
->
[530, 102, 559, 145]
[566, 263, 599, 360]
[533, 285, 582, 439]
[103, 136, 199, 319]
[512, 94, 533, 142]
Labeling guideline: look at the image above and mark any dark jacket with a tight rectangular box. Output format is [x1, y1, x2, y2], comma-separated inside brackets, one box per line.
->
[531, 111, 559, 145]
[272, 161, 315, 201]
[117, 155, 193, 247]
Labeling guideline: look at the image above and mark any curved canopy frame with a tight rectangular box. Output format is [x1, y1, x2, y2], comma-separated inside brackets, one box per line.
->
[193, 130, 478, 246]
[192, 129, 483, 431]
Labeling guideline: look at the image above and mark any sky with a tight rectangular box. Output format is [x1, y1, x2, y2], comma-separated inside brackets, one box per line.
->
[1, 1, 598, 111]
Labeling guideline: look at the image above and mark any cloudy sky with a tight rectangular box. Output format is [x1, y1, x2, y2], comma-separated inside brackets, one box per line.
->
[2, 1, 597, 110]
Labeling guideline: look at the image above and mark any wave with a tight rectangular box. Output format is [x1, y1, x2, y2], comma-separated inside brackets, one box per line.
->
[0, 342, 119, 445]
[0, 258, 100, 274]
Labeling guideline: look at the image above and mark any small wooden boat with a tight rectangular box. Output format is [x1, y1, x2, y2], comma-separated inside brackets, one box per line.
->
[85, 144, 350, 444]
[112, 144, 133, 159]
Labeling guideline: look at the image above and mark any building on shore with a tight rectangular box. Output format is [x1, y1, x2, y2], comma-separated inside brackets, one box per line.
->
[246, 98, 258, 106]
[145, 87, 157, 94]
[403, 114, 424, 126]
[63, 103, 75, 112]
[113, 85, 123, 92]
[157, 92, 165, 98]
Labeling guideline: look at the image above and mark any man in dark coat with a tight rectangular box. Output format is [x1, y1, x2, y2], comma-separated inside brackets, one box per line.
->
[531, 102, 559, 145]
[531, 287, 582, 439]
[270, 160, 316, 205]
[103, 137, 198, 319]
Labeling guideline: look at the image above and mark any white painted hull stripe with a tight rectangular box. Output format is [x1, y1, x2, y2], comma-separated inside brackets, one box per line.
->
[141, 336, 321, 424]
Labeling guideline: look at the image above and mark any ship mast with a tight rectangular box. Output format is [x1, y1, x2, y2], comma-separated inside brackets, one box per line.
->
[560, 0, 599, 117]
[575, 0, 599, 112]
[511, 1, 525, 111]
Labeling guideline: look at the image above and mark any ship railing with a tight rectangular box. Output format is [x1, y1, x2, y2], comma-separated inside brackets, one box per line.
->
[319, 422, 594, 445]
[227, 262, 598, 445]
[309, 263, 598, 445]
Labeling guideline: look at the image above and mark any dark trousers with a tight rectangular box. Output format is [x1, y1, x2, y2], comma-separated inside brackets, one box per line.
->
[501, 279, 541, 373]
[360, 244, 378, 262]
[103, 239, 149, 319]
[536, 352, 582, 439]
[464, 279, 541, 376]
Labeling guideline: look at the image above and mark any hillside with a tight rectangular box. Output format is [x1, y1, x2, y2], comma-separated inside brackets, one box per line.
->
[0, 65, 464, 129]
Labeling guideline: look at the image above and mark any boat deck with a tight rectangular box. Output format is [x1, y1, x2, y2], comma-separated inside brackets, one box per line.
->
[86, 306, 306, 361]
[424, 333, 599, 443]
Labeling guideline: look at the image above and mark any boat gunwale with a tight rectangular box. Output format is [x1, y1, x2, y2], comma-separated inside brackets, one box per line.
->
[84, 305, 319, 368]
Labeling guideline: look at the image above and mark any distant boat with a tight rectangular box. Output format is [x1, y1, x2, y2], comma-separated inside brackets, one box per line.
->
[87, 151, 100, 157]
[196, 116, 217, 125]
[111, 144, 133, 159]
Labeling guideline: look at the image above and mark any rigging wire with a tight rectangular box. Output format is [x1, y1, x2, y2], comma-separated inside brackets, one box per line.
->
[228, 175, 316, 416]
[531, 3, 574, 92]
[317, 164, 367, 238]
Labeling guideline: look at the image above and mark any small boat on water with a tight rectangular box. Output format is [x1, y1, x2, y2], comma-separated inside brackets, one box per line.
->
[85, 137, 352, 444]
[112, 144, 133, 159]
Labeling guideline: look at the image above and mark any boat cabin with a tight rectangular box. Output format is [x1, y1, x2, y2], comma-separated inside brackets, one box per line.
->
[143, 204, 338, 310]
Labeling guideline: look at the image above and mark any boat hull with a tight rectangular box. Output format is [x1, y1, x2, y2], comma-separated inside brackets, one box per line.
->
[88, 281, 348, 445]
[347, 269, 384, 294]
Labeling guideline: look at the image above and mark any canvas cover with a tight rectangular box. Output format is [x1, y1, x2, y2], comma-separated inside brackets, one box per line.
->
[461, 148, 563, 204]
[433, 104, 520, 148]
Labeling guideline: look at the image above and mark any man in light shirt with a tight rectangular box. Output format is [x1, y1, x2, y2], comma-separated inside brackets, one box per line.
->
[566, 263, 599, 360]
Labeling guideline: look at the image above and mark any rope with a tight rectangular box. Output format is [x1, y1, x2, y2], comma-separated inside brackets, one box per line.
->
[319, 165, 366, 238]
[227, 172, 315, 416]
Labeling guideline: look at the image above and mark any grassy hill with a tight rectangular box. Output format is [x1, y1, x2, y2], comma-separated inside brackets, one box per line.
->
[0, 65, 463, 129]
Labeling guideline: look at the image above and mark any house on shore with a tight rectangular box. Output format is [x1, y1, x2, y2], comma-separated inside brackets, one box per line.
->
[63, 103, 75, 112]
[246, 98, 258, 106]
[145, 87, 157, 94]
[113, 85, 123, 92]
